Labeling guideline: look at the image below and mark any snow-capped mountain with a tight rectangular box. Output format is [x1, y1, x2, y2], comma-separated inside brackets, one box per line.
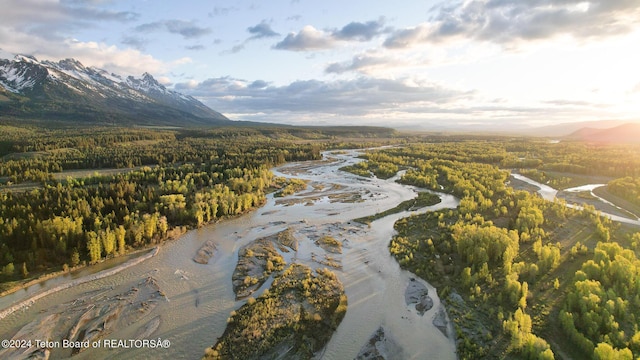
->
[0, 55, 229, 125]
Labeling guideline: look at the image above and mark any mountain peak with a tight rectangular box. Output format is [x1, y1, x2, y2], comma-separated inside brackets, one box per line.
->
[141, 72, 161, 87]
[14, 54, 38, 63]
[125, 72, 165, 93]
[57, 58, 85, 70]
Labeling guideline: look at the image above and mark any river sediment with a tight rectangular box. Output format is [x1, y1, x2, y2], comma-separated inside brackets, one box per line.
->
[0, 150, 458, 360]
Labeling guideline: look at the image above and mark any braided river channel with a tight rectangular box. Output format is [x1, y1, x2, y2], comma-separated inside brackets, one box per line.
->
[0, 150, 459, 360]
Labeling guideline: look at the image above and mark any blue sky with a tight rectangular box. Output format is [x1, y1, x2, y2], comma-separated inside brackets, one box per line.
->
[1, 0, 640, 129]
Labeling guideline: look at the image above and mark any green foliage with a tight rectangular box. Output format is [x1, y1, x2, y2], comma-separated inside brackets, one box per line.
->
[366, 139, 631, 359]
[205, 264, 346, 360]
[608, 177, 640, 207]
[354, 191, 441, 224]
[339, 161, 372, 178]
[594, 342, 633, 360]
[233, 236, 287, 299]
[451, 222, 519, 272]
[274, 178, 307, 197]
[562, 241, 640, 358]
[0, 126, 325, 281]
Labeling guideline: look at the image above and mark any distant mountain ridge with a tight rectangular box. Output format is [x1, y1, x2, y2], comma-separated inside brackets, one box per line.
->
[0, 55, 229, 125]
[566, 122, 640, 143]
[523, 120, 630, 137]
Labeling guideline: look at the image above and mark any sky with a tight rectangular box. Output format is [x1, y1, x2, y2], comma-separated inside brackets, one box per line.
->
[1, 0, 640, 129]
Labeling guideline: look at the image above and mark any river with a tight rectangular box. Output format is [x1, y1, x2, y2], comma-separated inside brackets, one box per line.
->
[0, 150, 458, 360]
[511, 173, 640, 226]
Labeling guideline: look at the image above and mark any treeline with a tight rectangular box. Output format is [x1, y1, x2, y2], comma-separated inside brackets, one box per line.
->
[0, 125, 331, 284]
[503, 140, 640, 178]
[0, 163, 274, 278]
[349, 141, 638, 359]
[0, 137, 321, 185]
[607, 177, 640, 207]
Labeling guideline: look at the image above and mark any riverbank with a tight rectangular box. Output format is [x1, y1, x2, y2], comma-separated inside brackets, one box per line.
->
[0, 247, 151, 298]
[0, 247, 159, 321]
[0, 223, 186, 307]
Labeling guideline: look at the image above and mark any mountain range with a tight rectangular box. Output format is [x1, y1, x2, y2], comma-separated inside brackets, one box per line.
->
[0, 55, 229, 126]
[565, 122, 640, 143]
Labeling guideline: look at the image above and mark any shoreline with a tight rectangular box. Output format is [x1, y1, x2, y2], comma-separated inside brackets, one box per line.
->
[0, 247, 152, 299]
[0, 188, 273, 310]
[0, 246, 159, 321]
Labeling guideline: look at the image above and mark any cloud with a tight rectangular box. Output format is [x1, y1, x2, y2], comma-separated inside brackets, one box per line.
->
[273, 25, 335, 51]
[135, 20, 211, 39]
[0, 1, 167, 76]
[174, 75, 619, 128]
[274, 18, 388, 51]
[223, 20, 280, 54]
[157, 76, 172, 85]
[171, 57, 193, 66]
[175, 76, 473, 117]
[229, 44, 245, 54]
[208, 6, 239, 17]
[247, 21, 280, 39]
[384, 0, 640, 48]
[62, 39, 165, 76]
[333, 18, 386, 41]
[0, 0, 138, 40]
[543, 99, 602, 107]
[185, 44, 205, 51]
[325, 53, 405, 74]
[61, 0, 115, 4]
[0, 26, 164, 77]
[121, 35, 148, 50]
[383, 25, 430, 49]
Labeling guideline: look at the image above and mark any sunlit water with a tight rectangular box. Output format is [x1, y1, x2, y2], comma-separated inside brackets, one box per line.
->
[0, 150, 458, 360]
[511, 174, 640, 226]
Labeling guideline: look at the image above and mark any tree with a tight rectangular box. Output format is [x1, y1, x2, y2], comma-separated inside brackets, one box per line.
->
[102, 228, 116, 257]
[115, 225, 126, 255]
[70, 248, 80, 267]
[594, 343, 632, 360]
[87, 231, 102, 264]
[21, 262, 29, 278]
[3, 262, 14, 276]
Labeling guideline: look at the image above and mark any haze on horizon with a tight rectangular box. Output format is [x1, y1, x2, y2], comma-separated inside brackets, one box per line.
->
[1, 0, 639, 130]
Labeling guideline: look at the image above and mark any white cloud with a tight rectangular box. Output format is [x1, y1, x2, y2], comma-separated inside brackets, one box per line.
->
[134, 20, 211, 39]
[157, 76, 172, 85]
[325, 52, 420, 75]
[0, 0, 138, 40]
[63, 39, 165, 75]
[384, 0, 640, 49]
[171, 57, 193, 66]
[274, 25, 335, 51]
[174, 75, 476, 123]
[0, 0, 168, 76]
[273, 19, 389, 52]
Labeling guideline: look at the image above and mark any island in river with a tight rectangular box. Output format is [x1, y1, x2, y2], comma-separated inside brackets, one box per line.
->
[205, 264, 347, 360]
[0, 149, 458, 360]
